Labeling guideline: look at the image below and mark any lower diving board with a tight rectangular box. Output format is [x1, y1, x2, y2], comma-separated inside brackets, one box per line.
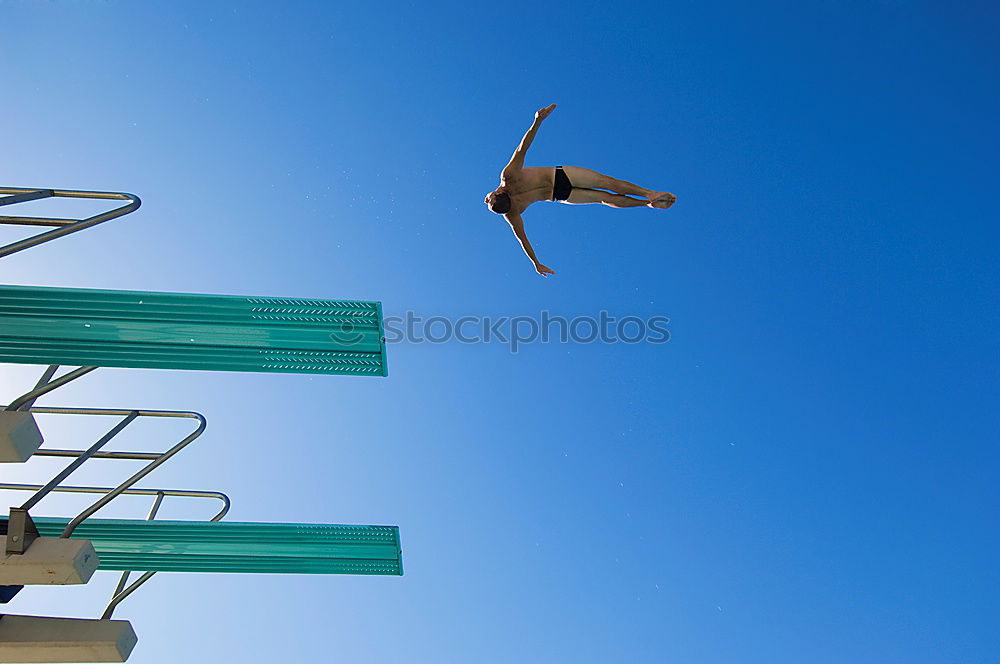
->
[30, 518, 403, 575]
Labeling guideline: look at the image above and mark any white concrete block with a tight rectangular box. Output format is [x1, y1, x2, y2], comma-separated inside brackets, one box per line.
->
[0, 411, 44, 463]
[0, 537, 98, 585]
[0, 614, 137, 662]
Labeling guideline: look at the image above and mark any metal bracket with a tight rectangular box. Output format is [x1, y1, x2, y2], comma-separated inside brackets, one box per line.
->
[5, 365, 98, 413]
[4, 508, 39, 555]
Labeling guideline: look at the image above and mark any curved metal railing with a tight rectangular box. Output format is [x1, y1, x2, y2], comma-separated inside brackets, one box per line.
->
[0, 186, 140, 259]
[0, 483, 229, 617]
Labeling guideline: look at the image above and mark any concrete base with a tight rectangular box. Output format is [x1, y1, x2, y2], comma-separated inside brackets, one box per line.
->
[0, 412, 44, 463]
[0, 614, 137, 662]
[0, 537, 98, 585]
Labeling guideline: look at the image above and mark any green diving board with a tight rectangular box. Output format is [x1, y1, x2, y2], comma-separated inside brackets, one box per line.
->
[0, 284, 387, 376]
[18, 518, 403, 575]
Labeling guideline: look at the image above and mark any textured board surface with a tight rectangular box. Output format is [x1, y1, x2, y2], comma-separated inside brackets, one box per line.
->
[11, 518, 403, 576]
[0, 284, 387, 376]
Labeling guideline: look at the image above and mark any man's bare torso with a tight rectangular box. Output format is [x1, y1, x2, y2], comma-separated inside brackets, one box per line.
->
[501, 166, 554, 214]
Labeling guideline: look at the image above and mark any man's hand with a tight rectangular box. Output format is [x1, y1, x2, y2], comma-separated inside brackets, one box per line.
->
[535, 262, 556, 277]
[535, 104, 556, 122]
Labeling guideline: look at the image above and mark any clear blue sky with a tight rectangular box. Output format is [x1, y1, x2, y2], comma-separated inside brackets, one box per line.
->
[2, 2, 998, 662]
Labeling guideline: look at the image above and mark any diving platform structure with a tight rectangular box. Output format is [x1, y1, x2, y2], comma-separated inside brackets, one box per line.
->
[0, 186, 397, 661]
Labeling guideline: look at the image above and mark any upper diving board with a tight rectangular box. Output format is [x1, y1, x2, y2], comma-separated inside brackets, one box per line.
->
[0, 284, 388, 376]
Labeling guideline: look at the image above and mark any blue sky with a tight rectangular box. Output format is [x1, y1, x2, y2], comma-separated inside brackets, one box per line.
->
[2, 1, 998, 662]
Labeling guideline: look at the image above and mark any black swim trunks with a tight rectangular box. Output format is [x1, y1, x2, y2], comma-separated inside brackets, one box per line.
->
[552, 166, 573, 201]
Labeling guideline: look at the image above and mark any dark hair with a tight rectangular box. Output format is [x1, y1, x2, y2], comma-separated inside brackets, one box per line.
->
[489, 192, 512, 215]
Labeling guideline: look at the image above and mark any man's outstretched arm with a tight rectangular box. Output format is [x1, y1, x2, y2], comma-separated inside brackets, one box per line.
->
[505, 212, 555, 276]
[503, 104, 556, 176]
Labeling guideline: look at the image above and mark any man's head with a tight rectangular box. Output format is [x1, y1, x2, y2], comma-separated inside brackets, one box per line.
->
[484, 190, 512, 215]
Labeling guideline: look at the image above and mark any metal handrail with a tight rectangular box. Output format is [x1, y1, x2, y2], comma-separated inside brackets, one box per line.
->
[0, 483, 230, 618]
[0, 484, 230, 524]
[0, 404, 208, 536]
[101, 487, 230, 620]
[0, 186, 140, 259]
[109, 492, 166, 600]
[19, 412, 139, 512]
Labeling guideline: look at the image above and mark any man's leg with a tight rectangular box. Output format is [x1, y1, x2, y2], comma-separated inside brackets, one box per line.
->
[565, 188, 649, 208]
[561, 166, 657, 198]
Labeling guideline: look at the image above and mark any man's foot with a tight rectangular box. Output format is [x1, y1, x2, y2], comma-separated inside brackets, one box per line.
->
[647, 192, 677, 209]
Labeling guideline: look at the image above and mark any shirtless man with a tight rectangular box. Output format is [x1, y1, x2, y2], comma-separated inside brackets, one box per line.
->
[484, 104, 676, 276]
